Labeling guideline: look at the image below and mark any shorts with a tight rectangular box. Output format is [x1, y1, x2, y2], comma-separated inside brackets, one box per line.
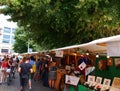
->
[29, 73, 32, 79]
[1, 67, 7, 72]
[29, 73, 34, 80]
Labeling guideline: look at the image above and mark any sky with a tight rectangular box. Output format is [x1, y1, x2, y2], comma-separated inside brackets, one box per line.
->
[0, 14, 17, 28]
[0, 5, 17, 28]
[0, 6, 17, 27]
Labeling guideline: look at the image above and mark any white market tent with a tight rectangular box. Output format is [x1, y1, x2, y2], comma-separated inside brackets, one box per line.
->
[52, 34, 120, 56]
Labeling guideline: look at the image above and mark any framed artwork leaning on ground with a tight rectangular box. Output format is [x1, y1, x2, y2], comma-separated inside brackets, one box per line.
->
[103, 78, 111, 86]
[111, 77, 120, 89]
[96, 77, 102, 84]
[114, 58, 120, 69]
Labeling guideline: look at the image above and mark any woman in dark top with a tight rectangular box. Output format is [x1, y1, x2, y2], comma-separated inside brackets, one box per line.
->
[42, 61, 49, 87]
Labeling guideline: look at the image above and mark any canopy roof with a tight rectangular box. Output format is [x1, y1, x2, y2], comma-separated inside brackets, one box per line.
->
[52, 35, 120, 55]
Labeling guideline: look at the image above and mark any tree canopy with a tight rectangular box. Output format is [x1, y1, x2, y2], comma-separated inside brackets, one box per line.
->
[1, 0, 120, 52]
[13, 27, 36, 53]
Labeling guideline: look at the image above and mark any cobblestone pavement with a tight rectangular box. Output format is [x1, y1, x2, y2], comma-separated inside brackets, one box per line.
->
[0, 73, 55, 91]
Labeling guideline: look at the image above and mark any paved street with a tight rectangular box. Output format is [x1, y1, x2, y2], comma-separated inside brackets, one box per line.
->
[0, 72, 55, 91]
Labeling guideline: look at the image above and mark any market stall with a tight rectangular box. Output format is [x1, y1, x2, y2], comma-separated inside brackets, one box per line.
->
[51, 34, 120, 91]
[19, 35, 120, 91]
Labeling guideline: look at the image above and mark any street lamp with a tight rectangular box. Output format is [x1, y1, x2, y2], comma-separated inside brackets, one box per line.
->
[27, 40, 30, 53]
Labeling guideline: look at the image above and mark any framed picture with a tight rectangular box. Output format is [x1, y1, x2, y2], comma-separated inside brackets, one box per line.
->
[103, 78, 111, 86]
[65, 75, 80, 86]
[87, 75, 95, 83]
[96, 77, 102, 84]
[112, 77, 120, 89]
[114, 58, 120, 69]
[107, 58, 113, 66]
[101, 79, 111, 91]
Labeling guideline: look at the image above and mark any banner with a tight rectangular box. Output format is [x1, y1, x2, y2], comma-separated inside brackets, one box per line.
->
[55, 50, 63, 57]
[107, 42, 120, 56]
[65, 75, 80, 86]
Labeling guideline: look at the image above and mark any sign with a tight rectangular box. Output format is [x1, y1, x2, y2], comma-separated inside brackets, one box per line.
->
[55, 50, 63, 57]
[78, 62, 86, 70]
[29, 48, 32, 53]
[107, 42, 120, 56]
[65, 75, 80, 86]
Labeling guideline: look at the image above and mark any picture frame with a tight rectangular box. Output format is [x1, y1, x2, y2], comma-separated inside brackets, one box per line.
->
[103, 78, 111, 86]
[87, 75, 95, 83]
[96, 77, 102, 84]
[101, 78, 111, 90]
[111, 77, 120, 89]
[114, 58, 120, 69]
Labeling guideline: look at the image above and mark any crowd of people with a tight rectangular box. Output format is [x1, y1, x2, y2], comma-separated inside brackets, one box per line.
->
[0, 55, 18, 85]
[0, 55, 57, 91]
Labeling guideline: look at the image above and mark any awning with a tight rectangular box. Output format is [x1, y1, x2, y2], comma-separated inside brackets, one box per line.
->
[51, 35, 120, 56]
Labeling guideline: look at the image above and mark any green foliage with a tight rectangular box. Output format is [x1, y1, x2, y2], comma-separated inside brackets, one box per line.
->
[1, 0, 120, 50]
[13, 27, 36, 53]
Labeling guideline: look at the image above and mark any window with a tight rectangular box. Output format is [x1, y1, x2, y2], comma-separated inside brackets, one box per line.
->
[11, 39, 15, 44]
[12, 36, 15, 39]
[1, 49, 8, 53]
[3, 35, 10, 39]
[12, 28, 16, 34]
[2, 38, 10, 43]
[4, 27, 11, 33]
[2, 34, 10, 44]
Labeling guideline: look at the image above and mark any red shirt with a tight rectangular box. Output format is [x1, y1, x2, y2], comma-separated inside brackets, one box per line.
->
[1, 61, 8, 68]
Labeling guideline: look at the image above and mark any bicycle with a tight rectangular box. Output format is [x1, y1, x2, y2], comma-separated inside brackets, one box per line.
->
[6, 68, 12, 85]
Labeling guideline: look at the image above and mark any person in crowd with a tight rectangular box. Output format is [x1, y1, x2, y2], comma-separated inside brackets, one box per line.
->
[18, 57, 33, 91]
[40, 58, 45, 81]
[42, 58, 49, 87]
[1, 57, 8, 83]
[48, 61, 57, 88]
[29, 56, 35, 67]
[33, 58, 42, 81]
[29, 56, 35, 90]
[43, 63, 49, 87]
[16, 56, 20, 69]
[8, 57, 15, 79]
[18, 57, 26, 91]
[12, 55, 17, 77]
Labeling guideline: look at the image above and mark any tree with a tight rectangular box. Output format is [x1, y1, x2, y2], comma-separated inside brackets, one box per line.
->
[1, 0, 120, 50]
[13, 27, 36, 53]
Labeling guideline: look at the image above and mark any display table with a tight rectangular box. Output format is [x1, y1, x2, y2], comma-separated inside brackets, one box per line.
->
[68, 86, 76, 91]
[78, 85, 92, 91]
[68, 85, 93, 91]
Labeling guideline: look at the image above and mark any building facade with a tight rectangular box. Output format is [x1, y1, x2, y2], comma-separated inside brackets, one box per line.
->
[0, 15, 17, 55]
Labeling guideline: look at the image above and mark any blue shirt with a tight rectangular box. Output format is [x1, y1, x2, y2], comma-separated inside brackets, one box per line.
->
[29, 60, 34, 66]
